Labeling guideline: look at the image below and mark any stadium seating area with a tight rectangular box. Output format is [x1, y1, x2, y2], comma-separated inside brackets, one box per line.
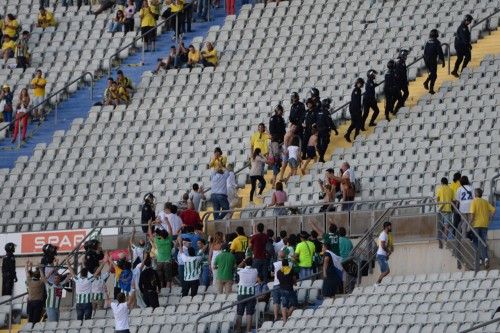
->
[0, 0, 499, 229]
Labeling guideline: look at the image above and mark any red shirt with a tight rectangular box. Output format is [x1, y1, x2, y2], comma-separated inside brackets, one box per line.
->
[251, 233, 269, 260]
[179, 209, 202, 227]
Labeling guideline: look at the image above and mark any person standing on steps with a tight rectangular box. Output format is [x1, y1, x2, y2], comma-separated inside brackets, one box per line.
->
[451, 14, 473, 77]
[394, 49, 409, 114]
[249, 148, 267, 202]
[269, 104, 286, 148]
[345, 78, 364, 143]
[383, 60, 398, 120]
[361, 69, 379, 130]
[302, 98, 317, 162]
[423, 29, 445, 95]
[375, 222, 392, 286]
[289, 92, 306, 157]
[315, 98, 337, 162]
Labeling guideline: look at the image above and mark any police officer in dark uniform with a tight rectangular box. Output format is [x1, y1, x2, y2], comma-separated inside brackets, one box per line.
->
[309, 87, 322, 109]
[303, 98, 317, 158]
[451, 14, 473, 77]
[362, 69, 379, 129]
[2, 243, 17, 296]
[344, 78, 364, 143]
[289, 92, 306, 127]
[423, 29, 445, 95]
[269, 104, 286, 145]
[383, 60, 399, 120]
[83, 239, 105, 274]
[141, 193, 156, 233]
[394, 49, 409, 114]
[315, 98, 336, 163]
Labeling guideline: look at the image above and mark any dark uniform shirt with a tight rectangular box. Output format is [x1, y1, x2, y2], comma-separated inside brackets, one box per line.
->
[289, 101, 306, 126]
[349, 86, 362, 115]
[384, 70, 399, 95]
[139, 267, 160, 293]
[315, 108, 334, 132]
[304, 109, 316, 132]
[269, 114, 286, 143]
[455, 22, 471, 48]
[364, 79, 376, 101]
[141, 204, 155, 225]
[395, 59, 408, 87]
[2, 254, 16, 279]
[424, 38, 445, 64]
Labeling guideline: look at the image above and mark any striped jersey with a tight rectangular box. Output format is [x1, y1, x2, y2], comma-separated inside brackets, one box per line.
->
[73, 274, 95, 304]
[197, 249, 209, 266]
[45, 276, 69, 309]
[91, 272, 110, 300]
[237, 267, 258, 296]
[180, 254, 202, 281]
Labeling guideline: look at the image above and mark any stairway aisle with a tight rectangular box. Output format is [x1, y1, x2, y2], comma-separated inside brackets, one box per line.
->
[236, 28, 500, 210]
[0, 7, 228, 169]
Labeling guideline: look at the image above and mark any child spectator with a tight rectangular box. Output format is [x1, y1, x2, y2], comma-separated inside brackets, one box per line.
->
[37, 8, 56, 28]
[286, 136, 301, 179]
[255, 274, 270, 303]
[15, 31, 30, 70]
[201, 42, 218, 67]
[268, 181, 287, 216]
[109, 10, 125, 33]
[301, 125, 318, 174]
[187, 44, 201, 68]
[0, 84, 14, 124]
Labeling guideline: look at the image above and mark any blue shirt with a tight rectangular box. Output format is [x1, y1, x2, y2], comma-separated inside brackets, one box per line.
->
[211, 170, 229, 195]
[180, 233, 203, 252]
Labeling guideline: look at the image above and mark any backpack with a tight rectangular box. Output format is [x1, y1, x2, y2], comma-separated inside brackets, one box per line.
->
[118, 269, 133, 293]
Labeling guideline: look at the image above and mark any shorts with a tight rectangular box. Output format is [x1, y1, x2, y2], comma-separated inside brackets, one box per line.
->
[236, 294, 256, 316]
[271, 286, 281, 305]
[306, 146, 316, 159]
[141, 26, 156, 43]
[281, 152, 288, 164]
[288, 158, 299, 168]
[157, 261, 173, 282]
[280, 289, 297, 308]
[376, 254, 389, 273]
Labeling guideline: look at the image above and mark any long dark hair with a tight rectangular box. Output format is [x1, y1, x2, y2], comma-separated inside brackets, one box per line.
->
[252, 148, 261, 160]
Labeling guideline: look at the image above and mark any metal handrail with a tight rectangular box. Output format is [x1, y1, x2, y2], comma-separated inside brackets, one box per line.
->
[194, 271, 322, 332]
[489, 173, 500, 202]
[0, 216, 134, 231]
[106, 3, 193, 76]
[0, 71, 94, 149]
[459, 314, 500, 333]
[202, 161, 250, 194]
[201, 195, 435, 222]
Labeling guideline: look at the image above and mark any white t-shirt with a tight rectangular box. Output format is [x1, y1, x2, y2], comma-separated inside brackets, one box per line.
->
[132, 263, 143, 291]
[377, 231, 388, 256]
[456, 185, 473, 214]
[73, 274, 94, 295]
[111, 302, 129, 330]
[131, 245, 145, 264]
[287, 145, 300, 160]
[91, 272, 110, 294]
[237, 267, 258, 288]
[189, 190, 204, 211]
[273, 240, 284, 256]
[157, 211, 183, 235]
[272, 261, 283, 287]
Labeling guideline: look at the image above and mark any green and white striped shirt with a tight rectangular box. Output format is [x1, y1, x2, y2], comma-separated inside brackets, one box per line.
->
[180, 254, 202, 281]
[73, 275, 94, 304]
[45, 277, 69, 309]
[237, 267, 257, 296]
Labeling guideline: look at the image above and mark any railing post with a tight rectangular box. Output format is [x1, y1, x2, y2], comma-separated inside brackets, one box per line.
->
[141, 40, 145, 66]
[8, 297, 12, 333]
[54, 102, 58, 125]
[175, 13, 179, 41]
[447, 44, 451, 75]
[17, 117, 21, 148]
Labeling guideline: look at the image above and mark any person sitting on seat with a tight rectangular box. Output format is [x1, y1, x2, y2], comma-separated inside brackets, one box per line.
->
[200, 42, 218, 67]
[105, 80, 129, 106]
[1, 35, 15, 68]
[116, 70, 134, 94]
[187, 44, 200, 68]
[37, 8, 56, 28]
[153, 46, 177, 73]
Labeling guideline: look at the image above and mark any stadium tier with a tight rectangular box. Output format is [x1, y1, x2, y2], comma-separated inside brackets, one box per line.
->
[0, 0, 499, 228]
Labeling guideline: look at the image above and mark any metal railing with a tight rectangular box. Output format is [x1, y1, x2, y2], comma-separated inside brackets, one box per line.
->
[0, 219, 139, 332]
[345, 201, 488, 289]
[0, 72, 94, 150]
[489, 173, 500, 203]
[0, 216, 134, 233]
[459, 311, 500, 333]
[107, 3, 193, 76]
[194, 271, 322, 332]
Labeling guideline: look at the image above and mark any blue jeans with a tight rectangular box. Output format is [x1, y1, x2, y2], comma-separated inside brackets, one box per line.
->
[473, 228, 489, 261]
[76, 302, 92, 320]
[200, 264, 212, 287]
[3, 111, 12, 123]
[298, 267, 313, 280]
[109, 22, 124, 33]
[252, 258, 268, 282]
[212, 193, 230, 220]
[197, 0, 209, 20]
[46, 307, 59, 322]
[376, 254, 389, 273]
[178, 264, 184, 284]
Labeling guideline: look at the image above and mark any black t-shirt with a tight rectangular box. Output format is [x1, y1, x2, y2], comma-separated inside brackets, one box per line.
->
[277, 269, 295, 291]
[141, 204, 156, 224]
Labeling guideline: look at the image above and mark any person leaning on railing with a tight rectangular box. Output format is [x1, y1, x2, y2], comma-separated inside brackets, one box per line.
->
[469, 188, 496, 269]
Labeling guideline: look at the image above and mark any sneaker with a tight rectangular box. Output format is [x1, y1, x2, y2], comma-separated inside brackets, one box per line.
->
[429, 90, 436, 95]
[423, 81, 429, 90]
[344, 134, 351, 143]
[451, 71, 459, 78]
[360, 127, 366, 131]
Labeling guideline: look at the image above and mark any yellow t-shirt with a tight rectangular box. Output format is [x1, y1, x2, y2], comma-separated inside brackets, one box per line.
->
[140, 7, 156, 27]
[449, 181, 461, 197]
[295, 240, 315, 268]
[250, 131, 271, 155]
[170, 0, 184, 13]
[435, 184, 454, 213]
[203, 48, 218, 66]
[38, 11, 56, 28]
[1, 40, 15, 52]
[118, 86, 129, 103]
[31, 77, 47, 97]
[209, 156, 227, 170]
[3, 19, 18, 38]
[230, 235, 248, 253]
[188, 50, 200, 64]
[470, 198, 495, 228]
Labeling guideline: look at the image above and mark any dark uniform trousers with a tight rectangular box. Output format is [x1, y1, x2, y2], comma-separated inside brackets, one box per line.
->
[362, 98, 379, 127]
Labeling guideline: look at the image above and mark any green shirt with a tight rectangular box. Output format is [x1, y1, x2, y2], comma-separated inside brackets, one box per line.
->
[214, 251, 236, 281]
[295, 240, 315, 268]
[322, 232, 340, 256]
[339, 236, 353, 260]
[155, 235, 173, 263]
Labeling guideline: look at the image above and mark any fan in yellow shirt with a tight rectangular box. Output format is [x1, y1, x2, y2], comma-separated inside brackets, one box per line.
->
[168, 0, 184, 13]
[469, 188, 495, 268]
[449, 172, 462, 196]
[1, 35, 15, 66]
[31, 69, 47, 120]
[139, 0, 158, 52]
[250, 123, 271, 156]
[3, 14, 19, 39]
[201, 42, 218, 67]
[435, 177, 455, 247]
[37, 8, 56, 29]
[187, 44, 201, 68]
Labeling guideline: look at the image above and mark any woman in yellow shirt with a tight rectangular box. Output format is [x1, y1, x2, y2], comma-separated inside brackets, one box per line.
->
[208, 147, 227, 170]
[139, 0, 158, 52]
[3, 14, 19, 39]
[187, 44, 200, 68]
[37, 8, 56, 29]
[1, 35, 16, 67]
[201, 42, 218, 67]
